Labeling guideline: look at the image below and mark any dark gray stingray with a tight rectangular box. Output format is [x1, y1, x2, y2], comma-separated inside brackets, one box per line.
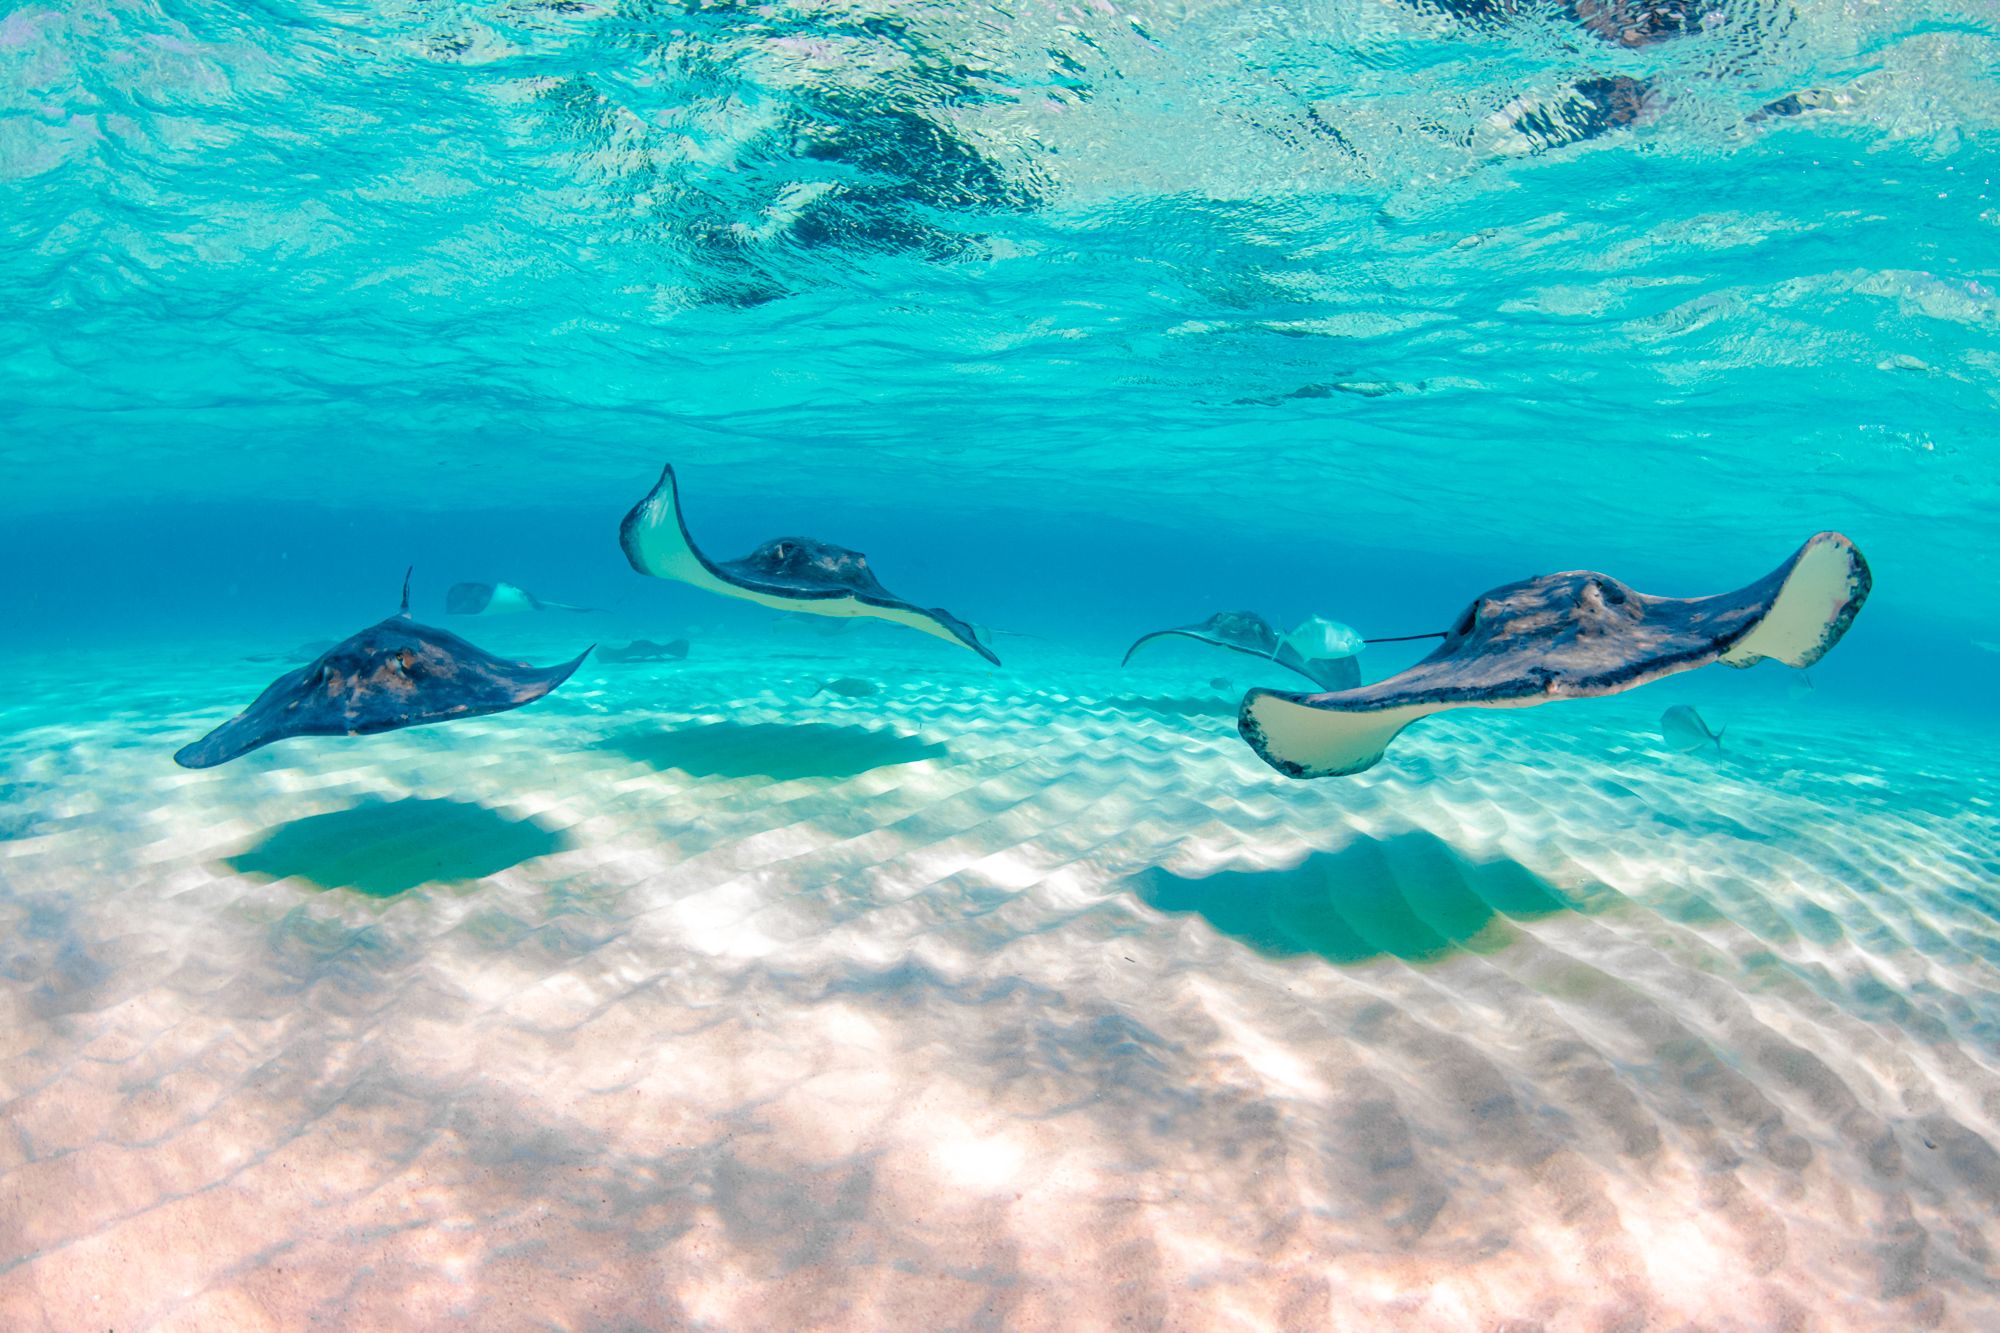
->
[175, 572, 591, 769]
[619, 464, 999, 665]
[598, 638, 690, 664]
[446, 581, 597, 615]
[1123, 611, 1362, 692]
[1240, 532, 1870, 779]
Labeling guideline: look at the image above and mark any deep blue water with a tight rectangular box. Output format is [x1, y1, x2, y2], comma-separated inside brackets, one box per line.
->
[4, 0, 1997, 680]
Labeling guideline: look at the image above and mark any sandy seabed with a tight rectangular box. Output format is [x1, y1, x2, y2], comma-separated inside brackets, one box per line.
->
[1, 636, 1996, 1331]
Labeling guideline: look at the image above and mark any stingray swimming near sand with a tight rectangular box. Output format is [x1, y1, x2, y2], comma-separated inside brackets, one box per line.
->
[598, 639, 690, 664]
[620, 464, 998, 664]
[446, 581, 598, 615]
[175, 572, 591, 769]
[1124, 611, 1362, 692]
[1239, 532, 1870, 779]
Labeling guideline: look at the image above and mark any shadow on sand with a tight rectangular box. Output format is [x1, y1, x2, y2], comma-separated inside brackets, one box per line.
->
[605, 721, 949, 782]
[228, 797, 573, 898]
[1128, 830, 1597, 965]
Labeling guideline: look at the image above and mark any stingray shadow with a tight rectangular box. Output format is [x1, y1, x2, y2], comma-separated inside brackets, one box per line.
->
[605, 722, 949, 782]
[228, 798, 574, 898]
[1128, 830, 1596, 966]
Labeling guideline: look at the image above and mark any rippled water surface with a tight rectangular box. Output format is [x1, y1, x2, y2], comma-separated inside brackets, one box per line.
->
[3, 0, 1999, 1328]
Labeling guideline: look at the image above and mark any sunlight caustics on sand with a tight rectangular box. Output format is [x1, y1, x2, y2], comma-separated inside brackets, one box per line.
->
[1, 644, 1996, 1329]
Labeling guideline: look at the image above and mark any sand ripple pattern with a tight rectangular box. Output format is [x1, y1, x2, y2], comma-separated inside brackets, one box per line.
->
[1, 648, 1997, 1329]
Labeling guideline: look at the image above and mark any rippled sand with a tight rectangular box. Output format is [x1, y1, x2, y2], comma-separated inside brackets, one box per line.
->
[1, 641, 1996, 1330]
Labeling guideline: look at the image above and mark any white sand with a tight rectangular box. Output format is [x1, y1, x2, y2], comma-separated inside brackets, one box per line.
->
[0, 639, 1996, 1330]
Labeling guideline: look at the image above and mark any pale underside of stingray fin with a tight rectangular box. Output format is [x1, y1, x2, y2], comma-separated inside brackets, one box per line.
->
[1238, 532, 1870, 780]
[1238, 695, 1441, 779]
[1716, 533, 1870, 669]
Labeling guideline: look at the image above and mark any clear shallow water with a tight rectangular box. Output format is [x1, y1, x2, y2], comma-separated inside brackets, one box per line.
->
[4, 0, 2000, 1328]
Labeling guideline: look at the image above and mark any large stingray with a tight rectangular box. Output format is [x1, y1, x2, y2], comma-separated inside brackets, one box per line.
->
[1239, 532, 1870, 779]
[1124, 611, 1362, 692]
[619, 464, 1000, 664]
[175, 572, 592, 769]
[446, 581, 597, 615]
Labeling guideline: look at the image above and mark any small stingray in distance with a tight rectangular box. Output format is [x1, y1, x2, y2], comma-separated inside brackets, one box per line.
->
[814, 677, 880, 699]
[1124, 611, 1362, 692]
[175, 571, 591, 769]
[619, 463, 999, 664]
[1661, 705, 1725, 754]
[446, 581, 598, 615]
[1240, 532, 1870, 779]
[599, 638, 690, 664]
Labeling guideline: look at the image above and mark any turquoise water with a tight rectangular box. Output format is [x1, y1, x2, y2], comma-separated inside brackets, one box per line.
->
[4, 1, 2000, 1328]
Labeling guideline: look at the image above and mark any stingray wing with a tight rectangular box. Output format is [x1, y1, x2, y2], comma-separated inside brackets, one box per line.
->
[1123, 611, 1358, 692]
[1239, 532, 1870, 779]
[619, 463, 999, 664]
[174, 622, 592, 768]
[1123, 612, 1279, 666]
[445, 583, 496, 615]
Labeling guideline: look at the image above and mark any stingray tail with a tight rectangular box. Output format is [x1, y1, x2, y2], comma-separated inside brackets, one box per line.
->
[1713, 725, 1726, 753]
[399, 567, 413, 617]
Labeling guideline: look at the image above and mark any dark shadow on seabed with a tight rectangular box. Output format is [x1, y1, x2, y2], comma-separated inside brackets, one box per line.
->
[604, 721, 949, 782]
[1129, 830, 1603, 965]
[228, 797, 574, 898]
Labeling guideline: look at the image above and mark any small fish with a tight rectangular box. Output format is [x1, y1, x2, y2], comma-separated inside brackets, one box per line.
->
[1283, 616, 1364, 660]
[1660, 705, 1725, 754]
[813, 677, 879, 699]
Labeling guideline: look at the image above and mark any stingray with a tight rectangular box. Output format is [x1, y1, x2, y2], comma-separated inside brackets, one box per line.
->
[1123, 611, 1362, 692]
[1239, 532, 1870, 779]
[619, 464, 999, 665]
[1660, 705, 1725, 753]
[446, 581, 597, 615]
[175, 572, 592, 769]
[599, 638, 690, 664]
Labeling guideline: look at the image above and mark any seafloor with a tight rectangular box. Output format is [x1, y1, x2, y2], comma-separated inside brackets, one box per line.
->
[1, 634, 1996, 1330]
